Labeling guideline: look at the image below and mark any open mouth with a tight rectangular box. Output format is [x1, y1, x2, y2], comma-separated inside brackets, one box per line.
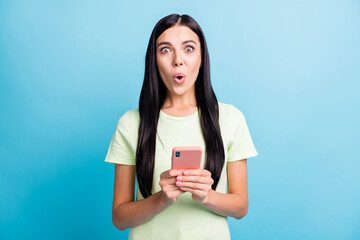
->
[173, 73, 185, 83]
[173, 76, 185, 84]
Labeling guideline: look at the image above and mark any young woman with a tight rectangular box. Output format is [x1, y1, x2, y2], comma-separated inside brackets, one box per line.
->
[105, 14, 258, 240]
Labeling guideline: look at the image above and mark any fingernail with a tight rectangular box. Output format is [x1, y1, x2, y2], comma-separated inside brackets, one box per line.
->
[177, 176, 182, 180]
[176, 181, 182, 185]
[184, 170, 189, 175]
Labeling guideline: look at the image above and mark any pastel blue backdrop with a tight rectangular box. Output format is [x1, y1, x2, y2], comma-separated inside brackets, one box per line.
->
[1, 0, 359, 239]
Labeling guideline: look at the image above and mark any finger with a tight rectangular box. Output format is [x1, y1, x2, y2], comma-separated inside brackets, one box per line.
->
[176, 181, 211, 191]
[159, 177, 178, 187]
[161, 183, 184, 195]
[177, 175, 212, 184]
[182, 169, 200, 176]
[160, 169, 183, 179]
[164, 185, 182, 191]
[176, 189, 186, 194]
[169, 169, 184, 177]
[178, 186, 204, 196]
[183, 169, 211, 177]
[160, 170, 171, 179]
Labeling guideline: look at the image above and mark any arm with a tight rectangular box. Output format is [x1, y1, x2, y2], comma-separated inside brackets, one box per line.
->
[202, 159, 249, 219]
[176, 159, 248, 219]
[111, 164, 167, 230]
[111, 164, 184, 230]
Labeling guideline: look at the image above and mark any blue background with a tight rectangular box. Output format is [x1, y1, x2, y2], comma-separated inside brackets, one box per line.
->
[1, 0, 359, 239]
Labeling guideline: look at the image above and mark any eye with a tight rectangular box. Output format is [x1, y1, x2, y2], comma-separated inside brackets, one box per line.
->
[160, 47, 170, 53]
[185, 46, 194, 52]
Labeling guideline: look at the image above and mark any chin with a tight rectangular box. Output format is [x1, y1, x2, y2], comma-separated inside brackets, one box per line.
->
[171, 88, 188, 96]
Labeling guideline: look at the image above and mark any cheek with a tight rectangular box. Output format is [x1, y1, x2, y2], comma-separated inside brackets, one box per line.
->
[156, 55, 171, 71]
[156, 58, 171, 84]
[156, 58, 166, 74]
[189, 55, 202, 74]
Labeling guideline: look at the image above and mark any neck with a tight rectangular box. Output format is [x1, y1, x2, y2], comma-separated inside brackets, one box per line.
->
[162, 87, 197, 109]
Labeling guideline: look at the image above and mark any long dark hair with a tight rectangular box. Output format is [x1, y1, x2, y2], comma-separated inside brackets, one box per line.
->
[136, 14, 225, 198]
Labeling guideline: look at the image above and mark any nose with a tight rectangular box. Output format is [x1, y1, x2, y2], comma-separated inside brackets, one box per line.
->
[173, 51, 183, 67]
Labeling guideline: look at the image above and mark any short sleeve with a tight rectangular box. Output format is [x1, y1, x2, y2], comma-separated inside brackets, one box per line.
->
[227, 107, 258, 162]
[104, 110, 137, 165]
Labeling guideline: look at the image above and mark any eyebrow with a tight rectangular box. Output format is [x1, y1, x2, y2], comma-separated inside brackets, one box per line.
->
[157, 40, 197, 48]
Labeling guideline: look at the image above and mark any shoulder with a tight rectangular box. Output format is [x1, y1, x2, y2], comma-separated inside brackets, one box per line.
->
[127, 108, 140, 122]
[218, 101, 245, 122]
[116, 108, 140, 130]
[119, 108, 139, 121]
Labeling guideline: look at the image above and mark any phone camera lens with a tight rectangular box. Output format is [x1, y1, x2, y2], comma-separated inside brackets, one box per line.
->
[175, 151, 180, 157]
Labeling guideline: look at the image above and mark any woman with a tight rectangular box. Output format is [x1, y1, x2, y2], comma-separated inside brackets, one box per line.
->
[105, 13, 258, 240]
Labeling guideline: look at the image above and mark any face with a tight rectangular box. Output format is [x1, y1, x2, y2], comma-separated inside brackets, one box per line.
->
[156, 25, 202, 97]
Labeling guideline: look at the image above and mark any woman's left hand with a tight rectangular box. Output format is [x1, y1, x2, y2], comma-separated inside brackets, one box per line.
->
[175, 169, 214, 204]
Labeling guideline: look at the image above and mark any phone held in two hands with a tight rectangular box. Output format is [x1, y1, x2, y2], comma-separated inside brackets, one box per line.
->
[171, 146, 203, 170]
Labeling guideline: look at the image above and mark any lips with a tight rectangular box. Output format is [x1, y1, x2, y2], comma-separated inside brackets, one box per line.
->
[173, 72, 185, 84]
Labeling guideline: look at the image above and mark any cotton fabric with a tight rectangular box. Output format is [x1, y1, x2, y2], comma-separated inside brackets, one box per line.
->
[105, 102, 258, 240]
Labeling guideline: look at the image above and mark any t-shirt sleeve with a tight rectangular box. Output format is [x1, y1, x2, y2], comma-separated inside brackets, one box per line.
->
[104, 110, 136, 165]
[227, 106, 258, 162]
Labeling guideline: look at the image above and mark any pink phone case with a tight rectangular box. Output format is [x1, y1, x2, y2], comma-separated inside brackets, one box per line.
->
[171, 146, 203, 170]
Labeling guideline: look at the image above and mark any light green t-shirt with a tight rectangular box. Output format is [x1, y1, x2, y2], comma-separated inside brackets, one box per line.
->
[105, 102, 258, 240]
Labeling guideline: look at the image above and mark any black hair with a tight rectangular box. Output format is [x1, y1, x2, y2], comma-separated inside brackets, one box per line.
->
[136, 14, 224, 198]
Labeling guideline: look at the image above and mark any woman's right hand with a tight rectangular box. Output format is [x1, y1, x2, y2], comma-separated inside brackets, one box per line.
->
[159, 169, 184, 206]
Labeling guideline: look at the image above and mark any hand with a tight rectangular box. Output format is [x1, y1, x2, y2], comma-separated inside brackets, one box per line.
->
[159, 169, 185, 206]
[175, 169, 214, 204]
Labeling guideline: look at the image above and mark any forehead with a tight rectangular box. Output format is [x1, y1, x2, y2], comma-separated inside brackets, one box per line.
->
[156, 25, 200, 45]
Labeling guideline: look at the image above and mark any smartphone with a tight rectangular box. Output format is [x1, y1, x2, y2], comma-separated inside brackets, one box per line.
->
[171, 146, 203, 170]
